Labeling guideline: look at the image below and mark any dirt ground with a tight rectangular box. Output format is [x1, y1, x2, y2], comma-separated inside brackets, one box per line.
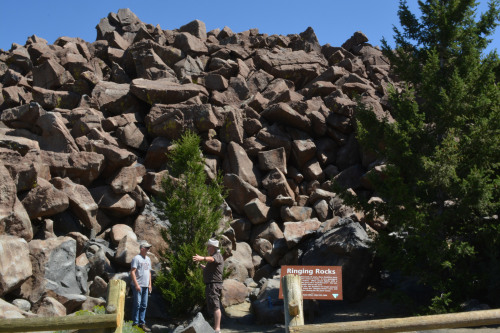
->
[220, 292, 500, 333]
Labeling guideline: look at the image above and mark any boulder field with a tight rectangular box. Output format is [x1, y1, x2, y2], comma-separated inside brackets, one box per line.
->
[0, 8, 394, 324]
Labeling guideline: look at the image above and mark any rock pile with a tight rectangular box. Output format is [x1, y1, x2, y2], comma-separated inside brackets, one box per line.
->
[0, 8, 393, 323]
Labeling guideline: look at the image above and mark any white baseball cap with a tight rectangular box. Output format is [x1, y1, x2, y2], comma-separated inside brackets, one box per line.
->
[140, 240, 152, 249]
[206, 238, 219, 248]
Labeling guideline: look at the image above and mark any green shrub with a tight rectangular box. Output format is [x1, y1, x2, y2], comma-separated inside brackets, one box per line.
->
[154, 131, 227, 317]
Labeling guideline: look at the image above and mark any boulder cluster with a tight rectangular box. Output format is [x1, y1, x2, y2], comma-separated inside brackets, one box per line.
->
[0, 8, 395, 324]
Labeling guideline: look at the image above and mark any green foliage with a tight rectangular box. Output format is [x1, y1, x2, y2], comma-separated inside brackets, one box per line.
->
[72, 305, 106, 316]
[154, 131, 226, 317]
[124, 321, 145, 333]
[345, 0, 500, 312]
[53, 306, 138, 333]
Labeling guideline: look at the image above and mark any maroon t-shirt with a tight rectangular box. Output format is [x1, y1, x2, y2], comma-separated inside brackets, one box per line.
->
[203, 252, 223, 284]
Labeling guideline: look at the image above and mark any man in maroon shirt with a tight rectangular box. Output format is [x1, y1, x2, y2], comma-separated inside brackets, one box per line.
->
[193, 238, 224, 333]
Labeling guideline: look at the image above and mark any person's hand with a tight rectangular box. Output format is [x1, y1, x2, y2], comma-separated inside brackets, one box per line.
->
[149, 285, 152, 294]
[135, 284, 141, 291]
[192, 254, 203, 262]
[200, 264, 206, 269]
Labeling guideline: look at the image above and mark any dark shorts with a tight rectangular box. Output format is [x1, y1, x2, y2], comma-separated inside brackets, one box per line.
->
[205, 282, 222, 312]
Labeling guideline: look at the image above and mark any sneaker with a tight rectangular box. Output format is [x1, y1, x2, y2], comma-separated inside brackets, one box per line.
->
[140, 324, 151, 332]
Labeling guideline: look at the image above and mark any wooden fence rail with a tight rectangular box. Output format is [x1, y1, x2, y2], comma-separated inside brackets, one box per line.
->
[0, 279, 126, 333]
[288, 308, 500, 332]
[282, 274, 500, 333]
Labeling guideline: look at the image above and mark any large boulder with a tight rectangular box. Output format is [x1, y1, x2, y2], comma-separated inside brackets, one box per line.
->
[21, 178, 70, 219]
[0, 147, 39, 193]
[32, 58, 73, 90]
[41, 151, 105, 186]
[83, 140, 137, 175]
[224, 242, 254, 282]
[50, 177, 100, 231]
[219, 107, 244, 145]
[223, 174, 266, 216]
[133, 206, 169, 257]
[109, 166, 140, 194]
[0, 102, 45, 133]
[35, 296, 67, 317]
[226, 142, 259, 188]
[89, 186, 137, 217]
[0, 145, 50, 193]
[179, 19, 207, 40]
[130, 78, 208, 105]
[174, 312, 214, 333]
[243, 198, 270, 225]
[261, 168, 295, 203]
[301, 218, 373, 301]
[36, 112, 79, 153]
[21, 237, 87, 310]
[0, 163, 33, 241]
[254, 49, 327, 88]
[91, 81, 144, 115]
[145, 103, 217, 140]
[113, 235, 140, 267]
[116, 122, 149, 152]
[221, 279, 248, 308]
[261, 103, 311, 132]
[110, 224, 137, 245]
[32, 86, 80, 110]
[283, 219, 321, 248]
[258, 147, 287, 174]
[0, 236, 32, 296]
[173, 32, 208, 54]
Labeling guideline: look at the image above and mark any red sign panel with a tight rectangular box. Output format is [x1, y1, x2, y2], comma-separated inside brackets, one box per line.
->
[279, 265, 343, 300]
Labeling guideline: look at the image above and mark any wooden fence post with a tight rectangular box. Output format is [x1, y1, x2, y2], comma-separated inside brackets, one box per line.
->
[105, 279, 127, 333]
[283, 274, 304, 333]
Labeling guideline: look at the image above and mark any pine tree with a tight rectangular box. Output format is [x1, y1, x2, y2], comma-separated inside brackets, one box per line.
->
[345, 0, 500, 312]
[154, 131, 226, 316]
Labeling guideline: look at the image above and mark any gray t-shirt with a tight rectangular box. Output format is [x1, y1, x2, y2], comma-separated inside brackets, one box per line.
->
[203, 252, 223, 284]
[131, 254, 151, 287]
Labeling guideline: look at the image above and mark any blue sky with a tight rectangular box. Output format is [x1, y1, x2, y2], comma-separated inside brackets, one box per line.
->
[1, 0, 498, 53]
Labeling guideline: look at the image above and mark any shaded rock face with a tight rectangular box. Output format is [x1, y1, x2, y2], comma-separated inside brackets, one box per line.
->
[0, 9, 397, 324]
[301, 218, 373, 302]
[19, 236, 88, 312]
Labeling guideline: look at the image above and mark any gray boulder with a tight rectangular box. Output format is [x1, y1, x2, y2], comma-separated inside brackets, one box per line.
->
[301, 218, 373, 301]
[173, 312, 214, 333]
[21, 237, 87, 310]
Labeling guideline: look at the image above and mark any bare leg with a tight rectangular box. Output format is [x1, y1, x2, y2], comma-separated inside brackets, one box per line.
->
[214, 308, 221, 331]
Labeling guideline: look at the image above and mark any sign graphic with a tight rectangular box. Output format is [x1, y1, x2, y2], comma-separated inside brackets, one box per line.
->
[279, 265, 343, 300]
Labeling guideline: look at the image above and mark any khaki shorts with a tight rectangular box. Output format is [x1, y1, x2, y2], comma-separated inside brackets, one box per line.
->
[205, 283, 222, 312]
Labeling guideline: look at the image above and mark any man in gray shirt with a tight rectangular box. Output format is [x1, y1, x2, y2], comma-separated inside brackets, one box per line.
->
[131, 240, 152, 332]
[193, 238, 224, 333]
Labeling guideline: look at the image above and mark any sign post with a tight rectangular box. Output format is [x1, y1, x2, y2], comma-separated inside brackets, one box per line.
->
[282, 274, 304, 333]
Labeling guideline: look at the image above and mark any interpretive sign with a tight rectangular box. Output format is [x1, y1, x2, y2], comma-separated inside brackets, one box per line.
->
[278, 265, 343, 300]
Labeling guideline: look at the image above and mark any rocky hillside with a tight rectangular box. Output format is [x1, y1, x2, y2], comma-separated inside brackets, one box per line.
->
[0, 8, 395, 323]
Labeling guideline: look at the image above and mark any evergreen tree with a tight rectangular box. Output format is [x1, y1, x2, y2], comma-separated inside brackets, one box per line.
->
[345, 0, 500, 312]
[154, 131, 226, 316]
